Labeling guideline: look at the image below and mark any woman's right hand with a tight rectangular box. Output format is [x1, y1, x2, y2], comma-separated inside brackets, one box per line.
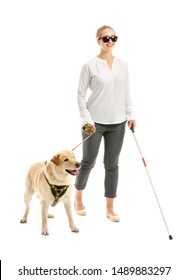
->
[82, 123, 96, 135]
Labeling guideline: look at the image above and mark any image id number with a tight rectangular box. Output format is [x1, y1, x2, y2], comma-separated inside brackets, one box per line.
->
[112, 266, 171, 276]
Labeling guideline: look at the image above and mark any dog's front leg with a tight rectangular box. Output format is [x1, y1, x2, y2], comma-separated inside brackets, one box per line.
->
[63, 199, 79, 233]
[20, 188, 34, 224]
[41, 201, 49, 235]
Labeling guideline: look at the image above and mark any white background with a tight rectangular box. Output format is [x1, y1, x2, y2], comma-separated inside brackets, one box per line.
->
[0, 0, 188, 279]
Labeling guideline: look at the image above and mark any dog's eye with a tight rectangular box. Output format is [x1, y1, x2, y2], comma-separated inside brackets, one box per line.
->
[64, 158, 69, 162]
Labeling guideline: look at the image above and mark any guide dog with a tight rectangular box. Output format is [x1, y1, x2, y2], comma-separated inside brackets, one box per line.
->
[20, 150, 80, 235]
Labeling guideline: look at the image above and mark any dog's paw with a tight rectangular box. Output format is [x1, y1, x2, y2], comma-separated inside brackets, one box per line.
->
[41, 230, 49, 235]
[41, 231, 49, 235]
[71, 227, 79, 233]
[20, 218, 27, 223]
[47, 214, 54, 219]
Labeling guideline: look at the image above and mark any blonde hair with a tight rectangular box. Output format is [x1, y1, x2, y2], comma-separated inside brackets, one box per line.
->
[96, 25, 115, 40]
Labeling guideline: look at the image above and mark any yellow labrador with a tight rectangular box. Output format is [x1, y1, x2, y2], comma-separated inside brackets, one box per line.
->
[20, 150, 80, 235]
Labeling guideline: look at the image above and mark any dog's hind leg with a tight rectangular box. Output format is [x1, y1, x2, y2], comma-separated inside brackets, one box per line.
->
[20, 179, 34, 224]
[63, 199, 79, 233]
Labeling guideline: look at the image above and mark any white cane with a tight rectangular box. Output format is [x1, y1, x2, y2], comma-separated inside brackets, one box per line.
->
[130, 127, 173, 240]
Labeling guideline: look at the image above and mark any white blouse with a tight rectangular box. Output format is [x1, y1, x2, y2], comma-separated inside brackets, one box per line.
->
[77, 56, 135, 125]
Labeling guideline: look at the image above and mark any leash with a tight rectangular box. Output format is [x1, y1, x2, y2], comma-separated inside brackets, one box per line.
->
[72, 124, 95, 151]
[72, 134, 92, 151]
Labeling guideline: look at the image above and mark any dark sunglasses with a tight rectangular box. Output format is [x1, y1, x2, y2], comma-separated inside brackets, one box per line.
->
[99, 35, 118, 43]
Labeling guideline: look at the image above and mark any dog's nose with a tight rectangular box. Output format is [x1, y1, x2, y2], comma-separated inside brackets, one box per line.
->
[76, 162, 80, 168]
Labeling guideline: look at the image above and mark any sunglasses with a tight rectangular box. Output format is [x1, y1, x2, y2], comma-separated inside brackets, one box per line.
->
[99, 35, 118, 43]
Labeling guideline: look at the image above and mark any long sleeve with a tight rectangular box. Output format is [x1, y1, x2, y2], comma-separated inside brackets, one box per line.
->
[77, 64, 94, 125]
[124, 67, 135, 121]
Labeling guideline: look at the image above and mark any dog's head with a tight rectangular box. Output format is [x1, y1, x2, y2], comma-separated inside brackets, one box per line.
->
[50, 150, 80, 176]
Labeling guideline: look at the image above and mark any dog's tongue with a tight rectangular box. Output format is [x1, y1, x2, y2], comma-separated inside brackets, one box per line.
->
[73, 170, 80, 176]
[68, 169, 80, 176]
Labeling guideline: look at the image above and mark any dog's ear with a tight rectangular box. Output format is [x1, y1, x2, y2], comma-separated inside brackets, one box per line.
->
[51, 154, 60, 165]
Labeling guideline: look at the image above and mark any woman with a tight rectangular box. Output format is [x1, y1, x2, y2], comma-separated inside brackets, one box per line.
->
[74, 25, 136, 222]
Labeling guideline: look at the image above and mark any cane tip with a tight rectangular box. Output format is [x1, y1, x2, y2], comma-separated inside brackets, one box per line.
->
[169, 235, 173, 240]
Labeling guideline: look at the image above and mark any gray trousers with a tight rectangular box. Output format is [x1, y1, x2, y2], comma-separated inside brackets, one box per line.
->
[75, 122, 126, 198]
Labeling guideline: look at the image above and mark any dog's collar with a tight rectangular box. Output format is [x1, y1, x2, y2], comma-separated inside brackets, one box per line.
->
[44, 173, 69, 207]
